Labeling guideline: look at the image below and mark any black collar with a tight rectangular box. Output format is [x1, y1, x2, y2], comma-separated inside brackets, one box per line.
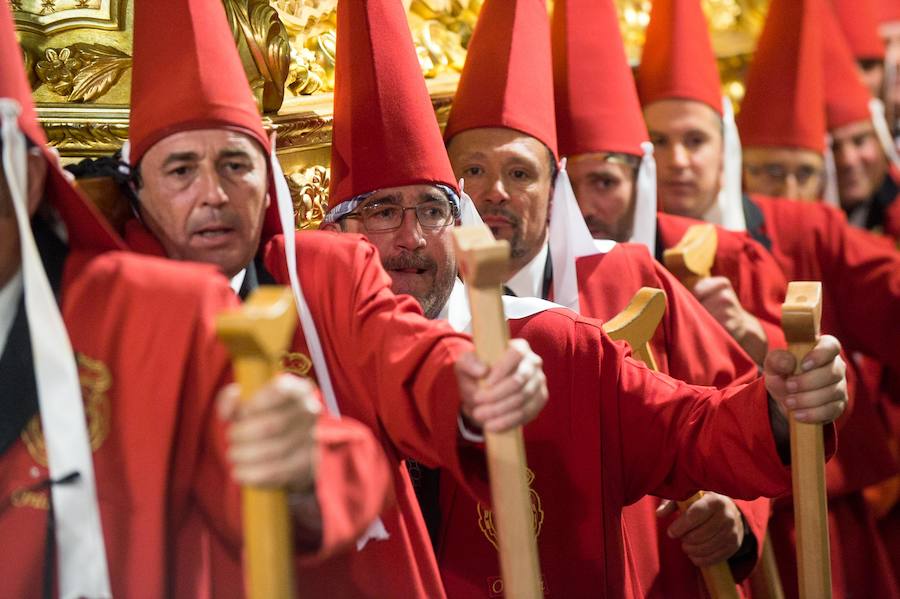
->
[0, 216, 68, 455]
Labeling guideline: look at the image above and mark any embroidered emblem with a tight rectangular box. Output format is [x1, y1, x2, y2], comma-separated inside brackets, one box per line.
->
[281, 351, 312, 377]
[11, 489, 50, 511]
[477, 467, 544, 550]
[20, 353, 111, 468]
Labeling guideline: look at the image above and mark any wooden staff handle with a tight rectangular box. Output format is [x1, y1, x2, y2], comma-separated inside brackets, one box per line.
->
[782, 281, 831, 599]
[673, 492, 741, 599]
[216, 286, 299, 599]
[601, 288, 739, 598]
[453, 226, 543, 599]
[663, 223, 718, 289]
[601, 287, 666, 370]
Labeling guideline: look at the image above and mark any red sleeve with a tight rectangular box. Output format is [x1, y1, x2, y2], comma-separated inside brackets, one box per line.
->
[300, 412, 393, 562]
[185, 275, 393, 560]
[730, 498, 772, 581]
[714, 230, 789, 351]
[617, 360, 792, 504]
[821, 212, 900, 372]
[651, 261, 761, 387]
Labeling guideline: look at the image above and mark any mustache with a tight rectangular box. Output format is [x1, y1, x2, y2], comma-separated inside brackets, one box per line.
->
[188, 208, 242, 233]
[382, 251, 435, 272]
[479, 206, 522, 226]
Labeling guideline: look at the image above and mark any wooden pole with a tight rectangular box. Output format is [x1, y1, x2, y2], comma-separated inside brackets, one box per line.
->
[601, 288, 739, 599]
[662, 223, 717, 289]
[216, 286, 299, 599]
[453, 225, 543, 599]
[749, 535, 786, 599]
[781, 281, 831, 599]
[601, 287, 666, 370]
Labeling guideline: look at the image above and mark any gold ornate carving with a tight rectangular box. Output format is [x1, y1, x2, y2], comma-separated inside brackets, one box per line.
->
[477, 468, 544, 551]
[34, 43, 130, 102]
[285, 164, 329, 230]
[13, 0, 124, 35]
[21, 353, 112, 468]
[275, 0, 336, 95]
[224, 0, 292, 113]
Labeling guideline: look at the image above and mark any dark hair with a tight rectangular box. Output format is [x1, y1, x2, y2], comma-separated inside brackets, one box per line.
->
[65, 151, 142, 209]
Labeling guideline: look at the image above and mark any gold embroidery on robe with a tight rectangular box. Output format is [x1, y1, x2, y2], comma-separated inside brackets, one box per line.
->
[20, 353, 111, 469]
[477, 467, 544, 550]
[281, 351, 313, 377]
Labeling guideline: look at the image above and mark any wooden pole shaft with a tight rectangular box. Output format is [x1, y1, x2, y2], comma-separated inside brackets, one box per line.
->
[749, 535, 786, 599]
[233, 358, 296, 599]
[675, 492, 740, 599]
[216, 287, 299, 599]
[782, 282, 830, 599]
[788, 342, 831, 599]
[466, 284, 543, 599]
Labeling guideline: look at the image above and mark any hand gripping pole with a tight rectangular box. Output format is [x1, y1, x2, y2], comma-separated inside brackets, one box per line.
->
[453, 225, 543, 599]
[216, 286, 299, 599]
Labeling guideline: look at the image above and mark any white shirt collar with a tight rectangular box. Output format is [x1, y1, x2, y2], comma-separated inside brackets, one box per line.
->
[505, 240, 549, 299]
[230, 268, 247, 295]
[0, 270, 23, 356]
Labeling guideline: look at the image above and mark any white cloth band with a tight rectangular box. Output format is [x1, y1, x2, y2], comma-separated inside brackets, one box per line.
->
[708, 95, 747, 231]
[548, 160, 613, 314]
[869, 98, 900, 170]
[269, 146, 388, 549]
[823, 133, 841, 207]
[0, 99, 111, 599]
[630, 141, 658, 256]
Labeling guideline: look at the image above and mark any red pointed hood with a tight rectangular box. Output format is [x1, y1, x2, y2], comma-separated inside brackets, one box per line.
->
[830, 0, 886, 60]
[328, 0, 457, 213]
[552, 0, 648, 158]
[878, 0, 900, 23]
[444, 0, 558, 157]
[128, 0, 269, 167]
[636, 0, 722, 115]
[737, 0, 826, 152]
[128, 0, 291, 244]
[824, 2, 874, 130]
[1, 0, 122, 252]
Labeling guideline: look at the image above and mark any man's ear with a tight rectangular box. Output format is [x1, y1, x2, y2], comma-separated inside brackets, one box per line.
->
[25, 147, 47, 217]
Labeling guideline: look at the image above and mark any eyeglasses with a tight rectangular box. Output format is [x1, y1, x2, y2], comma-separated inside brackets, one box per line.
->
[344, 199, 458, 232]
[745, 163, 823, 186]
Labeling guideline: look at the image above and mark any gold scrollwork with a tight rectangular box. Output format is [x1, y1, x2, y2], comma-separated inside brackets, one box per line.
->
[43, 121, 128, 154]
[285, 164, 330, 230]
[224, 0, 292, 113]
[34, 43, 131, 103]
[281, 351, 313, 376]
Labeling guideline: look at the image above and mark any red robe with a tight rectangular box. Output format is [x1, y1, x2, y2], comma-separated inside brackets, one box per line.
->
[575, 243, 772, 597]
[435, 307, 828, 599]
[747, 194, 900, 599]
[126, 222, 490, 598]
[657, 212, 789, 351]
[0, 249, 391, 599]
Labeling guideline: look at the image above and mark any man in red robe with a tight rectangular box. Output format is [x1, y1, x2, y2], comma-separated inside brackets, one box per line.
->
[319, 0, 847, 596]
[548, 0, 789, 595]
[98, 0, 549, 596]
[0, 2, 393, 596]
[644, 0, 900, 596]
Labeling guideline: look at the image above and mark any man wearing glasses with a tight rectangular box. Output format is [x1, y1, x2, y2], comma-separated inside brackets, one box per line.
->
[324, 185, 459, 319]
